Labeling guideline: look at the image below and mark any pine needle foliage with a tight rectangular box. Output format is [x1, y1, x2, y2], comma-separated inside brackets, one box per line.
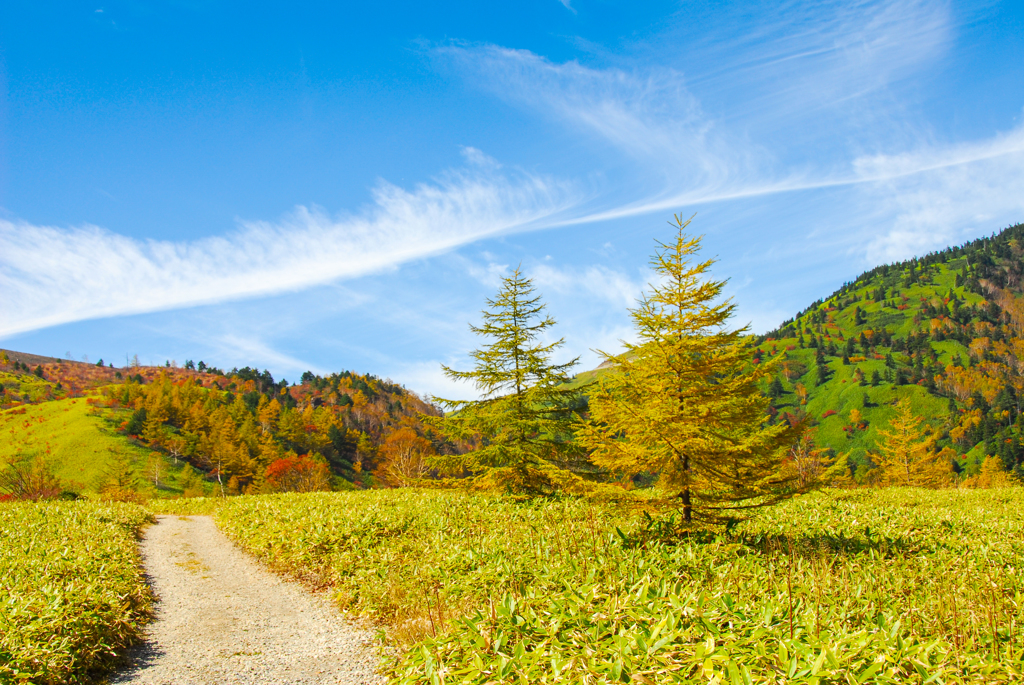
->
[577, 215, 804, 521]
[428, 268, 587, 491]
[872, 397, 952, 486]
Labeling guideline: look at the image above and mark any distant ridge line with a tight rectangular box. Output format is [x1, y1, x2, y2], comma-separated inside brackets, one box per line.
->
[0, 349, 93, 367]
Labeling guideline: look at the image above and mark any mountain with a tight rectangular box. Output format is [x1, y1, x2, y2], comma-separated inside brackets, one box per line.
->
[6, 221, 1024, 496]
[752, 222, 1024, 481]
[565, 222, 1024, 484]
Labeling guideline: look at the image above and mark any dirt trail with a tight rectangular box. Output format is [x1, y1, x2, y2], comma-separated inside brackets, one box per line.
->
[110, 515, 381, 685]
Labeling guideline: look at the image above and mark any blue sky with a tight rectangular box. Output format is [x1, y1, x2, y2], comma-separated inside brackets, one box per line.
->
[1, 0, 1023, 399]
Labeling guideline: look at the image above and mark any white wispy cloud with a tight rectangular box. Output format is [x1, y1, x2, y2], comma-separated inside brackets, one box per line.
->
[441, 1, 952, 170]
[440, 43, 745, 193]
[436, 1, 1022, 265]
[5, 0, 1018, 350]
[460, 255, 511, 290]
[384, 359, 477, 403]
[0, 162, 578, 338]
[530, 262, 645, 310]
[689, 0, 952, 122]
[862, 137, 1024, 263]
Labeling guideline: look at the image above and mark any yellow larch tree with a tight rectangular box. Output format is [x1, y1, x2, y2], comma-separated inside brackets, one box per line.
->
[872, 397, 952, 487]
[256, 395, 281, 434]
[974, 454, 1013, 488]
[577, 215, 803, 522]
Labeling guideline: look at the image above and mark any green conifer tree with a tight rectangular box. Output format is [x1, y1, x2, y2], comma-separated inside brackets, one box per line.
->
[815, 349, 831, 386]
[577, 215, 804, 522]
[428, 268, 587, 492]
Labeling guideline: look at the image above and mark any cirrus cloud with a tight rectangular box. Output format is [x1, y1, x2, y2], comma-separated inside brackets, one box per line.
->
[0, 161, 579, 338]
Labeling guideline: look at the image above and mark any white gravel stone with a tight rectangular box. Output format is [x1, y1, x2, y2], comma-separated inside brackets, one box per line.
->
[110, 515, 382, 685]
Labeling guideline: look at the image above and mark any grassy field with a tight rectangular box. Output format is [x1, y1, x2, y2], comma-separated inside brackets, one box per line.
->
[204, 488, 1022, 684]
[0, 395, 191, 496]
[0, 501, 153, 684]
[4, 488, 1021, 683]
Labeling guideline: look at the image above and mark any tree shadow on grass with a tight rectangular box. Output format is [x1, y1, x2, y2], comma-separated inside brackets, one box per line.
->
[621, 512, 924, 559]
[733, 530, 919, 559]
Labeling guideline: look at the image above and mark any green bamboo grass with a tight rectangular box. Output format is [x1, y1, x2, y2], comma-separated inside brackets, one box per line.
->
[212, 488, 1022, 683]
[0, 501, 152, 684]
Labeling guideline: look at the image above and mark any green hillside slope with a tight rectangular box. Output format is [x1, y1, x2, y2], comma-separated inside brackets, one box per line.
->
[0, 394, 193, 496]
[755, 222, 1024, 480]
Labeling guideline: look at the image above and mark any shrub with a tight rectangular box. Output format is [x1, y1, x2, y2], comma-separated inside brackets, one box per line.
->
[0, 457, 65, 501]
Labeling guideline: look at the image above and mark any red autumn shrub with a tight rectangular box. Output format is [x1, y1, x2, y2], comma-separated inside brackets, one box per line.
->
[264, 455, 332, 493]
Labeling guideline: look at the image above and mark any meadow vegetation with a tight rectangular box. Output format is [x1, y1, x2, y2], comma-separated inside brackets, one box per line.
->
[0, 501, 152, 684]
[209, 487, 1021, 684]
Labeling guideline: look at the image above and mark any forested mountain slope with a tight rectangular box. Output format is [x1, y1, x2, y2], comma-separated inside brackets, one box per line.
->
[752, 222, 1024, 481]
[0, 353, 445, 497]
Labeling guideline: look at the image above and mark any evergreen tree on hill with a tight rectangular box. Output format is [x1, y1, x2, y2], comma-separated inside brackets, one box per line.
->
[872, 398, 952, 487]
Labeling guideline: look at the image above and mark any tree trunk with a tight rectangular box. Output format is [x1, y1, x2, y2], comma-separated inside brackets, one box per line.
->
[682, 453, 692, 521]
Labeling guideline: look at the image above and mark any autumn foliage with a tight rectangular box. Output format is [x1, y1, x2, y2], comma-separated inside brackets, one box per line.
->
[578, 216, 803, 520]
[97, 365, 447, 493]
[379, 425, 436, 486]
[264, 455, 332, 493]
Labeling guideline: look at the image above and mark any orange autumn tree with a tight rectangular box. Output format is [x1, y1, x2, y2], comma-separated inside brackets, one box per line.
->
[379, 423, 435, 486]
[263, 454, 332, 493]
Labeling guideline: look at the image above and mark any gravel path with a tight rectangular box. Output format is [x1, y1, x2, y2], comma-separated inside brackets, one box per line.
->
[110, 515, 382, 685]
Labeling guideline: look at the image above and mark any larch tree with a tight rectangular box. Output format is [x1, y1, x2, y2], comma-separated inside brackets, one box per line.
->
[577, 215, 804, 522]
[428, 267, 588, 492]
[872, 397, 951, 487]
[974, 454, 1012, 488]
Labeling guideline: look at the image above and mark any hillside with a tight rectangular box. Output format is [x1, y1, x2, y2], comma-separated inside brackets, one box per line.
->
[0, 396, 184, 496]
[751, 222, 1024, 481]
[0, 352, 447, 498]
